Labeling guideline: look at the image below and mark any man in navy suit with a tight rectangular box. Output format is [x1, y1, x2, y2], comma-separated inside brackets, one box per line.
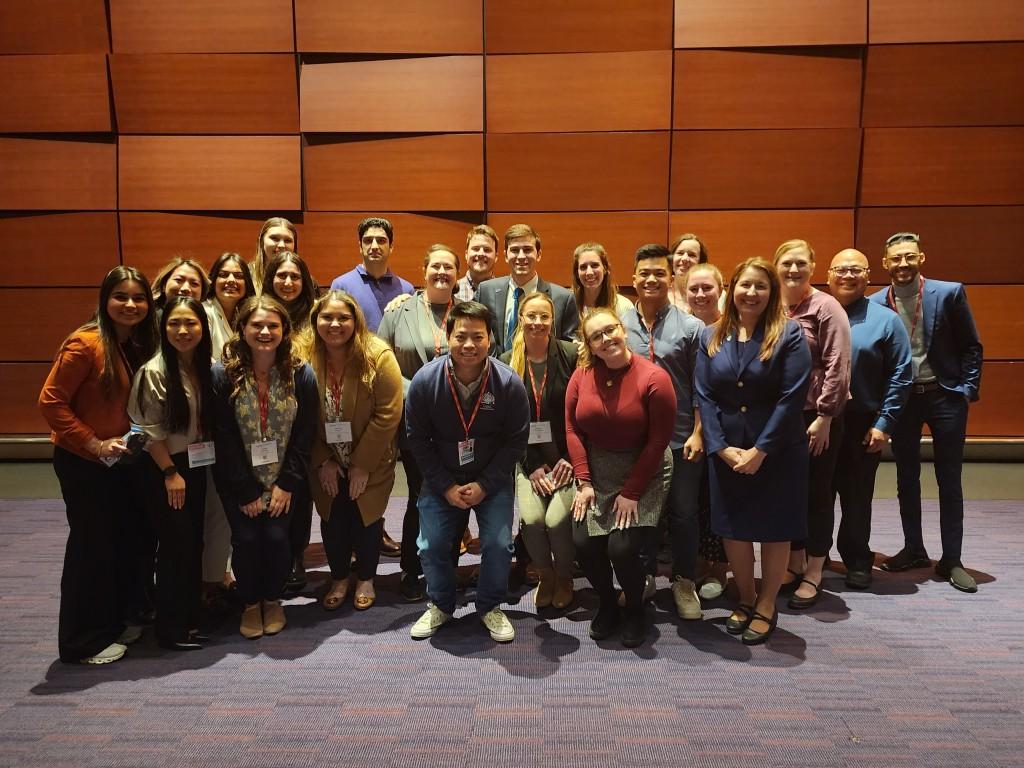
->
[868, 232, 983, 592]
[473, 224, 578, 354]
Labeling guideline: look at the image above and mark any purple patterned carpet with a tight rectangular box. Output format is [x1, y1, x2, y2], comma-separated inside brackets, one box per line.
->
[0, 496, 1020, 768]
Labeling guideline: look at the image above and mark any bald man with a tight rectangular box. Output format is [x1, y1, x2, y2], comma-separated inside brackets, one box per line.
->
[827, 249, 912, 588]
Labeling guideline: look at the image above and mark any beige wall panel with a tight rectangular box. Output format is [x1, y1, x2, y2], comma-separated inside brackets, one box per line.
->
[301, 57, 483, 133]
[487, 51, 671, 133]
[119, 136, 301, 211]
[674, 0, 866, 48]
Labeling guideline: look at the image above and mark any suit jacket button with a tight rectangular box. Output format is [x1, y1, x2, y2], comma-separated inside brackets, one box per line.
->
[737, 381, 744, 388]
[740, 406, 747, 413]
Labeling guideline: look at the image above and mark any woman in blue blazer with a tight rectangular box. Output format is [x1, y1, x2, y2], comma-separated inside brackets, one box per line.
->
[695, 257, 811, 645]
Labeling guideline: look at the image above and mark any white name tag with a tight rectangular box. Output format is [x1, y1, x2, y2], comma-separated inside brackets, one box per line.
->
[325, 421, 353, 444]
[528, 421, 553, 445]
[250, 439, 279, 467]
[458, 438, 475, 466]
[187, 441, 216, 468]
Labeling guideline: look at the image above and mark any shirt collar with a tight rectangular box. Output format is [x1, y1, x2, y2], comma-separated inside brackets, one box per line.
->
[357, 263, 394, 282]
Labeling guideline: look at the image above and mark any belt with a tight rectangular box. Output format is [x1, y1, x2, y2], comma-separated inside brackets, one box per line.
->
[911, 381, 940, 394]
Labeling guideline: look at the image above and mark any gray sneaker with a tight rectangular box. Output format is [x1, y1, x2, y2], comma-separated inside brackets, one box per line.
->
[81, 642, 127, 665]
[410, 604, 452, 639]
[671, 576, 703, 620]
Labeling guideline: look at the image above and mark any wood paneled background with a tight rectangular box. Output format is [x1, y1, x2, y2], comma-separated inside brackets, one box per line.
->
[2, 0, 1021, 438]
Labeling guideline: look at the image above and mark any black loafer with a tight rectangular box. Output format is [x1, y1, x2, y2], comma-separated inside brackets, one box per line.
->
[788, 578, 822, 610]
[845, 569, 873, 589]
[160, 640, 203, 651]
[620, 611, 646, 648]
[400, 573, 426, 602]
[880, 548, 931, 572]
[725, 603, 755, 635]
[935, 560, 978, 593]
[589, 603, 621, 641]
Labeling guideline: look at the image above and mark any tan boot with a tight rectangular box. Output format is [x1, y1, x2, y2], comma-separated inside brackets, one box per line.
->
[552, 576, 575, 610]
[240, 603, 263, 639]
[533, 567, 555, 608]
[262, 600, 286, 635]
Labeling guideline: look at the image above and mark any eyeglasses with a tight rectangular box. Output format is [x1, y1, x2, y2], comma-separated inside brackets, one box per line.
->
[828, 266, 868, 277]
[885, 252, 921, 265]
[586, 324, 621, 345]
[523, 312, 552, 323]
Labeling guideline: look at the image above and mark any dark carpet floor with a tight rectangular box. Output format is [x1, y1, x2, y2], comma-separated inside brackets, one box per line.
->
[0, 496, 1020, 768]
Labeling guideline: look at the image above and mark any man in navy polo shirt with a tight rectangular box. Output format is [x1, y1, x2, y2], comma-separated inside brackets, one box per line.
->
[330, 217, 413, 333]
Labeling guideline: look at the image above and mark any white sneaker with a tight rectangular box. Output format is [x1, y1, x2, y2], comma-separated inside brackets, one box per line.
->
[671, 576, 703, 620]
[81, 642, 127, 665]
[698, 576, 724, 601]
[480, 607, 515, 642]
[117, 624, 143, 645]
[618, 574, 657, 607]
[410, 603, 451, 639]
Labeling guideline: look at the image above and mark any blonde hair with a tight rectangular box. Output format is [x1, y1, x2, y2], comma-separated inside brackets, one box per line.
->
[309, 290, 380, 394]
[578, 307, 622, 370]
[686, 263, 724, 292]
[508, 292, 555, 376]
[773, 238, 815, 264]
[708, 258, 787, 362]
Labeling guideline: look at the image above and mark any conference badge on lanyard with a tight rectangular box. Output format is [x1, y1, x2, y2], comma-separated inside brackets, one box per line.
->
[449, 361, 491, 466]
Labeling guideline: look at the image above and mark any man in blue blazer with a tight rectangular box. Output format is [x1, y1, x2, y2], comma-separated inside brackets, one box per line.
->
[868, 232, 983, 592]
[473, 224, 578, 354]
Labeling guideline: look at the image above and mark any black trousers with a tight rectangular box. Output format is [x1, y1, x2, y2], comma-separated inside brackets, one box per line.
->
[288, 481, 314, 563]
[792, 410, 845, 557]
[143, 453, 206, 645]
[321, 489, 383, 581]
[573, 522, 648, 615]
[53, 447, 143, 662]
[833, 410, 882, 572]
[223, 495, 291, 605]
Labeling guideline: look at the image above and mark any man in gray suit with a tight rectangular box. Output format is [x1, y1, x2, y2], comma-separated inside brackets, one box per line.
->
[473, 223, 578, 354]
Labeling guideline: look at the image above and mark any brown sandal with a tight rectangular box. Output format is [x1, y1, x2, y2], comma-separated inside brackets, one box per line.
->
[353, 580, 376, 610]
[323, 577, 351, 611]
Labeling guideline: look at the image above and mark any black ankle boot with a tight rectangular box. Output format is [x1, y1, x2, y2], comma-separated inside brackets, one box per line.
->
[589, 598, 621, 641]
[620, 607, 646, 648]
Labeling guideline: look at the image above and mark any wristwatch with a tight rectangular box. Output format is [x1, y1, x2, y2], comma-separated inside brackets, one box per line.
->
[163, 465, 179, 478]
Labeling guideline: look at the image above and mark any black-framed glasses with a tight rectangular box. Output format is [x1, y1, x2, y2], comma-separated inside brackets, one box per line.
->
[586, 324, 621, 345]
[828, 266, 868, 277]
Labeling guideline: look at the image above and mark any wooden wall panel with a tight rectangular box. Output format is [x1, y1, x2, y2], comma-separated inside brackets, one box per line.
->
[0, 0, 108, 54]
[674, 0, 866, 48]
[110, 0, 294, 53]
[964, 286, 1022, 362]
[671, 130, 861, 210]
[861, 128, 1024, 207]
[487, 133, 670, 212]
[119, 213, 283, 278]
[668, 209, 855, 280]
[967, 362, 1024, 437]
[486, 0, 673, 53]
[110, 54, 299, 134]
[301, 57, 483, 133]
[0, 289, 97, 362]
[302, 212, 482, 286]
[487, 212, 669, 281]
[856, 207, 1024, 285]
[486, 51, 671, 133]
[304, 134, 484, 211]
[0, 364, 53, 433]
[295, 0, 482, 53]
[0, 138, 116, 211]
[0, 214, 120, 287]
[673, 49, 862, 129]
[119, 136, 301, 211]
[1, 55, 111, 132]
[869, 0, 1024, 44]
[864, 43, 1024, 128]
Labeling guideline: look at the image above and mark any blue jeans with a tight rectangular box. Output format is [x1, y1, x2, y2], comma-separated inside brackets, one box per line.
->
[668, 447, 704, 580]
[417, 484, 514, 616]
[891, 389, 968, 563]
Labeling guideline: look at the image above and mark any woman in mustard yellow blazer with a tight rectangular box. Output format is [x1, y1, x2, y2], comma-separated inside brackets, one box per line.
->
[307, 290, 403, 611]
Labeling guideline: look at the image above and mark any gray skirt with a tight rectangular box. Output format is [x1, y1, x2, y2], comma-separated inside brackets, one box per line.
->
[585, 444, 673, 537]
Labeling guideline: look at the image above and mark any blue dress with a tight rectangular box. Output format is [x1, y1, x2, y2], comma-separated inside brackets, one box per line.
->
[695, 320, 812, 542]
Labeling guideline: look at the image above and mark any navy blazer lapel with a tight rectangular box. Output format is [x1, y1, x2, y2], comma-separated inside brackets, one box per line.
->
[734, 324, 763, 378]
[922, 279, 938, 353]
[493, 281, 510, 350]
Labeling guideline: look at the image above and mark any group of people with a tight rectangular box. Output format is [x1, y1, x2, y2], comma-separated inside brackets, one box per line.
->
[38, 216, 983, 665]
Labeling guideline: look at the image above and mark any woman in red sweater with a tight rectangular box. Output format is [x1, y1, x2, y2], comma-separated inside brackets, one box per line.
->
[566, 308, 676, 648]
[39, 266, 159, 664]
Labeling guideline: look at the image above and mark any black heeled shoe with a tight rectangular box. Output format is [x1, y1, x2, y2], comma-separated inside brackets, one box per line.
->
[725, 603, 754, 635]
[741, 610, 778, 645]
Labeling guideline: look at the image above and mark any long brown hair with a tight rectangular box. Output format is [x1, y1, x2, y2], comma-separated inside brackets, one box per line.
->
[708, 257, 787, 362]
[252, 217, 297, 292]
[222, 295, 301, 401]
[508, 292, 555, 376]
[571, 242, 620, 314]
[308, 290, 380, 394]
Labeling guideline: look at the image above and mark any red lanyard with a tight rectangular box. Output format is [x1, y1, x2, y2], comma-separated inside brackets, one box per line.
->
[426, 295, 454, 357]
[887, 276, 925, 341]
[447, 361, 491, 439]
[257, 380, 269, 438]
[641, 315, 657, 361]
[526, 360, 548, 422]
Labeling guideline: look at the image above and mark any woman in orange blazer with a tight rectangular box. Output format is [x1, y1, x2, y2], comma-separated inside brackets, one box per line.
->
[307, 290, 404, 611]
[39, 266, 159, 665]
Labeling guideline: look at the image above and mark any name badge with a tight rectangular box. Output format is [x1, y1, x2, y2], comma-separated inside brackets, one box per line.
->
[528, 421, 553, 445]
[458, 438, 475, 466]
[325, 421, 353, 444]
[250, 439, 279, 467]
[187, 441, 216, 468]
